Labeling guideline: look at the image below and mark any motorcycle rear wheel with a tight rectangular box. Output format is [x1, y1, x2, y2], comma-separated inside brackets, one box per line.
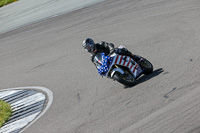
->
[113, 71, 136, 86]
[138, 57, 153, 75]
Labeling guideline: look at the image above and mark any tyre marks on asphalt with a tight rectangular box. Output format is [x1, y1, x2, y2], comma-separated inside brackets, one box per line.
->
[0, 87, 53, 133]
[164, 87, 177, 98]
[121, 85, 200, 133]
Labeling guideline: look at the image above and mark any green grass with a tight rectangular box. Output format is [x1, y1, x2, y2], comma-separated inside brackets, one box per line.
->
[0, 0, 18, 7]
[0, 100, 12, 128]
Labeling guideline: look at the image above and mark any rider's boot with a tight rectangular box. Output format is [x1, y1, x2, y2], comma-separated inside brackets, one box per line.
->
[115, 48, 143, 63]
[126, 51, 143, 63]
[131, 55, 143, 63]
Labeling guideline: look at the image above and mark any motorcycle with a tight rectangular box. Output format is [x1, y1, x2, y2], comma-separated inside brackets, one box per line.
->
[93, 45, 153, 87]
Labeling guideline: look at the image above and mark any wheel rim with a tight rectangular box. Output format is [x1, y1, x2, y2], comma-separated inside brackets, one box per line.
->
[118, 71, 134, 82]
[142, 60, 152, 68]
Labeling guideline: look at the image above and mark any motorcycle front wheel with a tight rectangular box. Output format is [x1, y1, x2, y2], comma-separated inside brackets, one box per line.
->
[113, 71, 136, 86]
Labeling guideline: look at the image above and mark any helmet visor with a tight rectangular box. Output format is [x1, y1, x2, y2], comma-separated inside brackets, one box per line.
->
[84, 44, 93, 52]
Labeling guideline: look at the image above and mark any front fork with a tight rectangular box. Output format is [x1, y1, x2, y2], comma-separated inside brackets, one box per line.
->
[110, 65, 125, 78]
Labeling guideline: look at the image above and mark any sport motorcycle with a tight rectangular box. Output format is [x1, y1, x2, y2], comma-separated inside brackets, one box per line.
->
[93, 45, 153, 87]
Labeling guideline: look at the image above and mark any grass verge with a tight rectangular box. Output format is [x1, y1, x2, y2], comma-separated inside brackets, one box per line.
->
[0, 99, 12, 128]
[0, 0, 18, 7]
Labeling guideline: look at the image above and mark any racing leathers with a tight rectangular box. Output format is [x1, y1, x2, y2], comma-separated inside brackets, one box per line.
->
[90, 41, 141, 64]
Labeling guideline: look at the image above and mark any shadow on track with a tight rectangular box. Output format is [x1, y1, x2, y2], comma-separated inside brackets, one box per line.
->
[137, 68, 164, 84]
[124, 68, 164, 89]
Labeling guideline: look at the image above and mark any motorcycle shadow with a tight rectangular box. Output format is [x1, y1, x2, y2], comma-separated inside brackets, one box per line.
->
[124, 68, 164, 88]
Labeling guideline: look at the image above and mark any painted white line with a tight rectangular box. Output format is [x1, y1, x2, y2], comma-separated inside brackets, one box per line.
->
[0, 86, 53, 133]
[0, 112, 40, 133]
[11, 93, 45, 111]
[0, 90, 22, 99]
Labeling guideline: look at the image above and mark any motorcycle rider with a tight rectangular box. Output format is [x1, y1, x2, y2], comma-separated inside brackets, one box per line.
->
[82, 38, 142, 63]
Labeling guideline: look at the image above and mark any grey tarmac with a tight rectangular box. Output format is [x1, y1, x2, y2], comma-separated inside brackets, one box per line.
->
[1, 0, 200, 133]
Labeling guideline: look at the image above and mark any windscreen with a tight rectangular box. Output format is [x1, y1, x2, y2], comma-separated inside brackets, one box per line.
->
[94, 53, 103, 69]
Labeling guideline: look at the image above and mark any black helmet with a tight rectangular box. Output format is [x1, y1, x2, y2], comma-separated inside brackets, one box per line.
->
[82, 38, 95, 52]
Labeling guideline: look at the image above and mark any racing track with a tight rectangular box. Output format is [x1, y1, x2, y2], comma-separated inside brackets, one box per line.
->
[1, 0, 200, 133]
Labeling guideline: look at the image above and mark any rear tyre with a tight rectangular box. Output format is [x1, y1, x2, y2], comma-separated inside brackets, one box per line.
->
[113, 71, 136, 86]
[138, 57, 153, 75]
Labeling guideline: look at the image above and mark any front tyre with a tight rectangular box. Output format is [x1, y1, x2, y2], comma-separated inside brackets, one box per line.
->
[113, 71, 136, 86]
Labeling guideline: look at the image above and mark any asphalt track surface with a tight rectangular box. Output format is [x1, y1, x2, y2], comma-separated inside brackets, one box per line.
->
[1, 0, 200, 133]
[0, 0, 103, 33]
